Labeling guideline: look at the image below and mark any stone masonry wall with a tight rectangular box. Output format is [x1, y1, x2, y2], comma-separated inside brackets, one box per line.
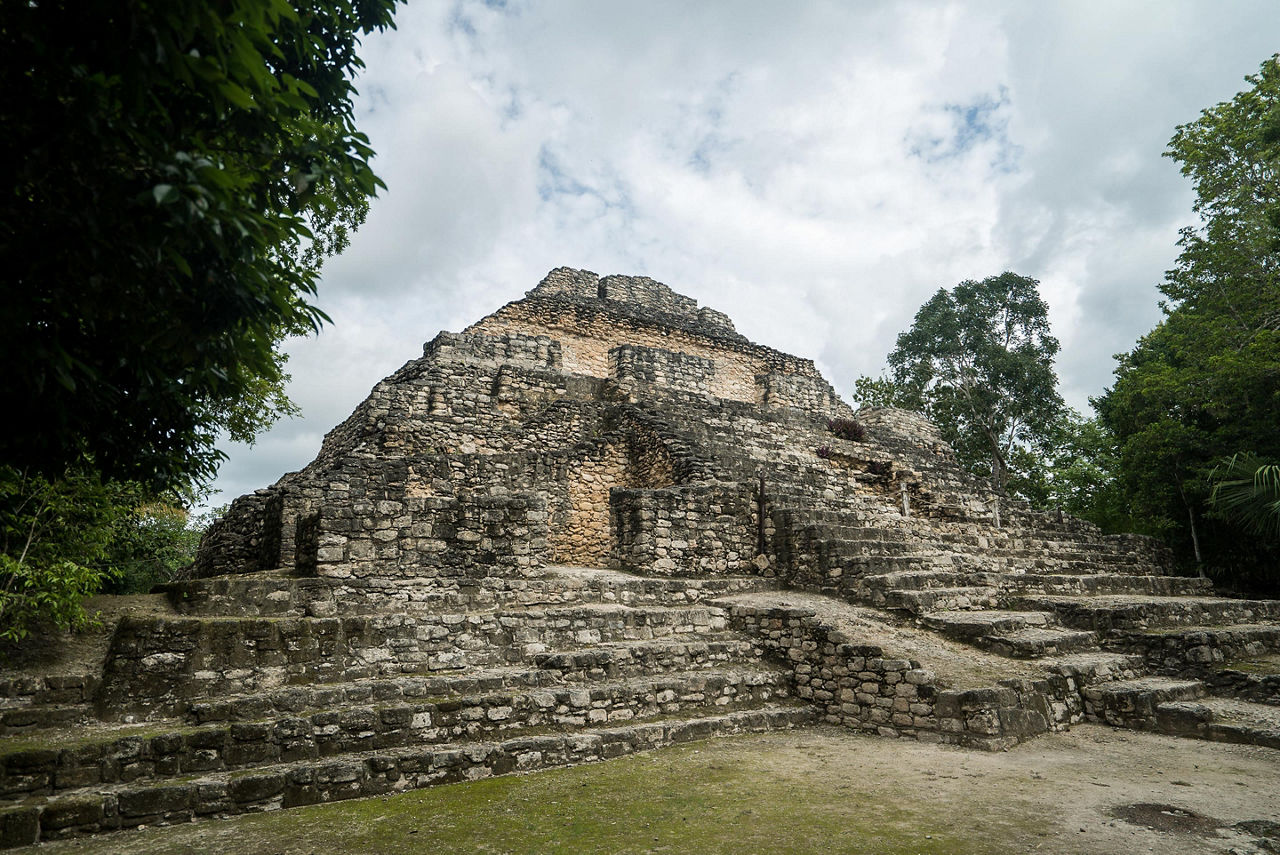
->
[312, 494, 547, 580]
[611, 483, 759, 575]
[466, 270, 828, 408]
[759, 371, 846, 417]
[727, 604, 1072, 750]
[189, 491, 282, 579]
[610, 345, 717, 397]
[553, 444, 629, 567]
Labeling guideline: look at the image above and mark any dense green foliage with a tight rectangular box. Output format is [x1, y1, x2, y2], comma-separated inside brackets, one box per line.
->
[0, 0, 401, 636]
[1210, 454, 1280, 541]
[0, 468, 211, 641]
[0, 0, 401, 490]
[856, 273, 1066, 500]
[1097, 56, 1280, 583]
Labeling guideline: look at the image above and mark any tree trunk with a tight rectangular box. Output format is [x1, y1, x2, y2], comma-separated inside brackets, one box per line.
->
[1187, 503, 1205, 576]
[1177, 480, 1205, 577]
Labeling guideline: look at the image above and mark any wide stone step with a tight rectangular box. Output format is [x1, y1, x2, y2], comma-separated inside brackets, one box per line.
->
[162, 568, 773, 617]
[97, 604, 731, 718]
[0, 704, 817, 848]
[921, 610, 1053, 640]
[995, 573, 1214, 597]
[979, 627, 1098, 660]
[1082, 676, 1207, 728]
[0, 704, 92, 736]
[1103, 623, 1280, 673]
[178, 634, 766, 727]
[1155, 697, 1280, 749]
[855, 570, 974, 593]
[885, 587, 999, 614]
[0, 674, 99, 709]
[1017, 595, 1280, 632]
[1045, 652, 1146, 686]
[1203, 652, 1280, 706]
[532, 635, 764, 679]
[0, 667, 793, 802]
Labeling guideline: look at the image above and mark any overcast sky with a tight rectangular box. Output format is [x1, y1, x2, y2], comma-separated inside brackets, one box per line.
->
[205, 0, 1279, 509]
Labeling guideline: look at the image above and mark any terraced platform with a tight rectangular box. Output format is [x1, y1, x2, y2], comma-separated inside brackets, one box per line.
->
[0, 569, 814, 846]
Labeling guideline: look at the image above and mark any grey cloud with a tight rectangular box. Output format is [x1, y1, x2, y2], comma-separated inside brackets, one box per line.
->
[203, 0, 1280, 509]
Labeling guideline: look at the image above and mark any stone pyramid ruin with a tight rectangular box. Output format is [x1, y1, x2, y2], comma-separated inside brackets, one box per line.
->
[2, 268, 1279, 846]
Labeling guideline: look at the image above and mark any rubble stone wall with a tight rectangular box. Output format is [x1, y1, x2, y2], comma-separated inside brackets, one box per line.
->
[728, 604, 1068, 750]
[611, 483, 759, 575]
[610, 345, 716, 396]
[313, 494, 547, 580]
[189, 491, 282, 579]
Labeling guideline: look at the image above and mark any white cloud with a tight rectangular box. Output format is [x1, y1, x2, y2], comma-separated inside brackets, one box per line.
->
[205, 0, 1280, 507]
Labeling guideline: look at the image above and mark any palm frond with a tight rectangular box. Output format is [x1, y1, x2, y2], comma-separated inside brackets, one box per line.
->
[1209, 453, 1280, 540]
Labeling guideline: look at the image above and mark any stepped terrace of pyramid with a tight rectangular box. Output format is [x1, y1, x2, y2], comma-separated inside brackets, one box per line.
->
[2, 267, 1279, 847]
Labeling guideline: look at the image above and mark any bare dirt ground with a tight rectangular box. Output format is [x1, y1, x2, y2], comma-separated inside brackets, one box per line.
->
[25, 724, 1280, 855]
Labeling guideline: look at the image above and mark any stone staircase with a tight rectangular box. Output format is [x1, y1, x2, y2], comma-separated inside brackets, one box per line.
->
[0, 568, 814, 847]
[854, 550, 1280, 753]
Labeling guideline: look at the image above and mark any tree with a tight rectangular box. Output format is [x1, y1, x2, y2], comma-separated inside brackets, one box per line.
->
[0, 469, 134, 642]
[1098, 56, 1280, 582]
[0, 0, 402, 490]
[859, 273, 1066, 499]
[0, 1, 402, 637]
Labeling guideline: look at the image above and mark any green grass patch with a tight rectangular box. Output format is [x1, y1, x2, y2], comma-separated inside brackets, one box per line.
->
[30, 730, 1049, 855]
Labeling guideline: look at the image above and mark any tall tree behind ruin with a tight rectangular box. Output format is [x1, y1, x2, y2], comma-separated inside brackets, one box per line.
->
[856, 272, 1066, 501]
[1097, 55, 1280, 585]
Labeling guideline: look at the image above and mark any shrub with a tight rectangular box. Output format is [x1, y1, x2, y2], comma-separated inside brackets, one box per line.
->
[816, 446, 834, 460]
[827, 418, 867, 442]
[866, 461, 892, 477]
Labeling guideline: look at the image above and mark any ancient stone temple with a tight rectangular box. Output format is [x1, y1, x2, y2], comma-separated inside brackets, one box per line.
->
[3, 268, 1279, 845]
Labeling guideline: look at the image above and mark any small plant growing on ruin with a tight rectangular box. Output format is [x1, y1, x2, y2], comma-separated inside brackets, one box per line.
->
[866, 461, 892, 477]
[826, 418, 866, 442]
[816, 446, 834, 460]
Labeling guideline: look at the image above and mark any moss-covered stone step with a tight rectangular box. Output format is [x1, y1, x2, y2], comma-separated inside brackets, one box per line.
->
[180, 634, 766, 726]
[1202, 653, 1280, 705]
[1103, 623, 1280, 679]
[0, 667, 793, 801]
[921, 610, 1055, 641]
[884, 586, 1000, 614]
[0, 704, 818, 848]
[993, 573, 1213, 597]
[1044, 652, 1146, 687]
[980, 627, 1098, 660]
[0, 674, 99, 707]
[0, 703, 92, 736]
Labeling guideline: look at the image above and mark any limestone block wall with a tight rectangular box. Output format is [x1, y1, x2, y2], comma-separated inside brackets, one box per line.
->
[610, 344, 717, 396]
[611, 483, 759, 575]
[467, 286, 828, 408]
[422, 330, 562, 371]
[727, 604, 1073, 750]
[189, 491, 282, 578]
[599, 274, 700, 317]
[759, 371, 845, 417]
[552, 444, 630, 567]
[311, 494, 547, 580]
